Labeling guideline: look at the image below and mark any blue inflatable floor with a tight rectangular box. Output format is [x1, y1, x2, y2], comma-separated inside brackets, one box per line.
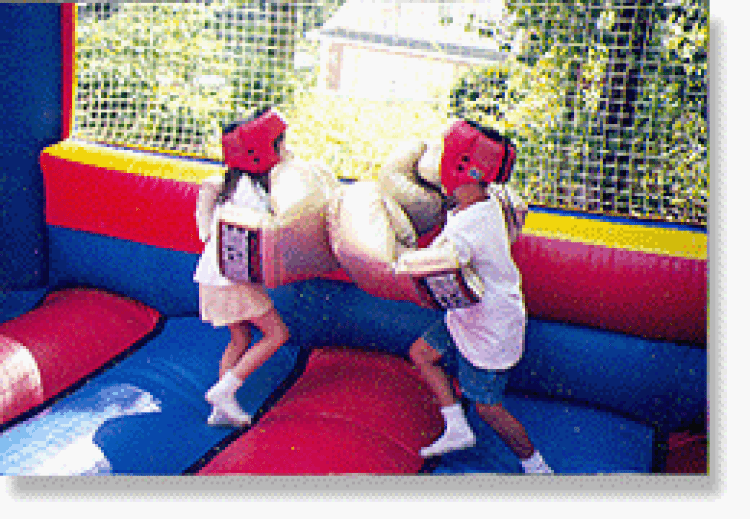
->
[0, 279, 443, 475]
[1, 279, 699, 475]
[0, 317, 299, 475]
[431, 395, 655, 474]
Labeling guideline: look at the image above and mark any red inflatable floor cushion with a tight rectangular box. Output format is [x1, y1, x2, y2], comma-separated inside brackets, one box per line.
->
[200, 348, 444, 475]
[0, 335, 44, 425]
[201, 414, 426, 475]
[0, 288, 161, 406]
[269, 348, 444, 448]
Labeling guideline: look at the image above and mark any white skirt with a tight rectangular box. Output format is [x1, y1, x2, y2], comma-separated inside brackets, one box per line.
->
[198, 282, 274, 327]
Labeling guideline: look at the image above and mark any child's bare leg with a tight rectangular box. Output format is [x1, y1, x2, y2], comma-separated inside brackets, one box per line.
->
[476, 402, 553, 473]
[475, 402, 534, 459]
[230, 308, 289, 381]
[207, 309, 289, 427]
[409, 338, 456, 407]
[219, 323, 252, 378]
[409, 338, 475, 457]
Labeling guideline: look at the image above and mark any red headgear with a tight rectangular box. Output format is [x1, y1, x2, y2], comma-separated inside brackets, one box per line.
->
[440, 120, 516, 196]
[222, 110, 287, 174]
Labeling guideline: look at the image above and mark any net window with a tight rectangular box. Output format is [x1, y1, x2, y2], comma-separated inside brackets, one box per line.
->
[72, 0, 707, 226]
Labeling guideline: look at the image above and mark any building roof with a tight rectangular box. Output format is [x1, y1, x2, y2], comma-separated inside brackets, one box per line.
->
[309, 1, 509, 64]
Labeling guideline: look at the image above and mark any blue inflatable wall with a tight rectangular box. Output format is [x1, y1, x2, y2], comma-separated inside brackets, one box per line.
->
[0, 4, 62, 291]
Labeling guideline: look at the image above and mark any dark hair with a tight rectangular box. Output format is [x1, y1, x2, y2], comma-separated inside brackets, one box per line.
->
[217, 106, 283, 204]
[464, 119, 504, 143]
[464, 119, 516, 184]
[221, 106, 271, 136]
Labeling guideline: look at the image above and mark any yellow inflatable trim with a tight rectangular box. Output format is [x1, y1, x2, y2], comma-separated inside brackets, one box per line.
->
[44, 140, 707, 260]
[524, 212, 706, 260]
[44, 140, 224, 184]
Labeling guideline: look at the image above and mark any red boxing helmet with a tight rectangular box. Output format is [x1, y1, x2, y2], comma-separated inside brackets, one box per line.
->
[222, 109, 287, 174]
[440, 120, 516, 196]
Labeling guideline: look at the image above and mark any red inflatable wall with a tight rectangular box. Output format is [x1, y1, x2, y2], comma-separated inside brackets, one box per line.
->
[40, 143, 707, 346]
[512, 235, 706, 345]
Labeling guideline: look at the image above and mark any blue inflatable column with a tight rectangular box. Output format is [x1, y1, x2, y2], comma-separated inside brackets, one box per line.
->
[0, 4, 63, 291]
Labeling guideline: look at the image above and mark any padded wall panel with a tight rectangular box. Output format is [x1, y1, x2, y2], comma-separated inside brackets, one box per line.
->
[512, 233, 707, 345]
[0, 4, 62, 289]
[510, 318, 707, 433]
[48, 226, 200, 317]
[41, 152, 205, 254]
[41, 143, 706, 345]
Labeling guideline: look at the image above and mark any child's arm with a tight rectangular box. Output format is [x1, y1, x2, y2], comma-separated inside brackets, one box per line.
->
[487, 184, 528, 244]
[196, 175, 224, 242]
[394, 234, 464, 275]
[393, 232, 484, 308]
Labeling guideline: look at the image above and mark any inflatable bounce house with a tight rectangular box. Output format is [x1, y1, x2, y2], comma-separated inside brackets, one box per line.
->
[1, 5, 707, 476]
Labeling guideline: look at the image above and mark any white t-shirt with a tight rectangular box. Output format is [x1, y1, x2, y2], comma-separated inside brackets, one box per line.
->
[193, 175, 271, 287]
[442, 197, 526, 370]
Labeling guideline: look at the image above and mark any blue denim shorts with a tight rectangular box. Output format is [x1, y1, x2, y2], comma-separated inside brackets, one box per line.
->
[421, 318, 509, 405]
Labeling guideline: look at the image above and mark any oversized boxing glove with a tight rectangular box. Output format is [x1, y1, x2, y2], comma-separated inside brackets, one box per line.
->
[394, 183, 527, 308]
[391, 184, 527, 309]
[328, 180, 482, 310]
[377, 140, 446, 236]
[265, 157, 342, 287]
[215, 157, 342, 288]
[389, 182, 526, 310]
[375, 140, 484, 309]
[328, 180, 431, 306]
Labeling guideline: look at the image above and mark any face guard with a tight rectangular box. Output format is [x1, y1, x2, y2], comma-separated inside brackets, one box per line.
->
[222, 110, 287, 174]
[440, 121, 516, 196]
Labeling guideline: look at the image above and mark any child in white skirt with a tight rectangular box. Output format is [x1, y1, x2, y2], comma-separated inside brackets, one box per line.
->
[193, 108, 290, 427]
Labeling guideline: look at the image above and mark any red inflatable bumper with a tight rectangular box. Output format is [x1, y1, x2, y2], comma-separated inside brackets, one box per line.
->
[0, 288, 161, 425]
[200, 348, 444, 474]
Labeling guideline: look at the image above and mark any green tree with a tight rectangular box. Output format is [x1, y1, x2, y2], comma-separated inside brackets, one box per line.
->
[448, 0, 708, 225]
[74, 1, 336, 159]
[76, 3, 235, 157]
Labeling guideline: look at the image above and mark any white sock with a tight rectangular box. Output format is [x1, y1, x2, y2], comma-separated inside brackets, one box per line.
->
[205, 371, 252, 427]
[210, 371, 243, 396]
[420, 403, 476, 457]
[442, 403, 471, 430]
[520, 450, 554, 474]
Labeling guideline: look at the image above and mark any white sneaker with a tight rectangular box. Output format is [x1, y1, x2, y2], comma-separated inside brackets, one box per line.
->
[420, 427, 476, 457]
[207, 407, 243, 427]
[520, 452, 554, 474]
[527, 464, 554, 474]
[205, 388, 253, 427]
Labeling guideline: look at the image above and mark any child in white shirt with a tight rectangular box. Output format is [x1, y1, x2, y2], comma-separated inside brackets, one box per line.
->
[408, 120, 553, 474]
[194, 108, 290, 428]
